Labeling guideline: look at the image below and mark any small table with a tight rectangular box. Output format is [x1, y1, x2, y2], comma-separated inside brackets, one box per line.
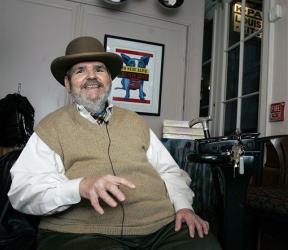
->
[186, 137, 261, 250]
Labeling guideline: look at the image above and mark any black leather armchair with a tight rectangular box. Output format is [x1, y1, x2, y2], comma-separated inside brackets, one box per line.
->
[0, 150, 39, 250]
[246, 135, 288, 250]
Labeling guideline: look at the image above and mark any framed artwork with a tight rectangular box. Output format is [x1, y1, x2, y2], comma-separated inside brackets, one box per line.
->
[104, 35, 164, 116]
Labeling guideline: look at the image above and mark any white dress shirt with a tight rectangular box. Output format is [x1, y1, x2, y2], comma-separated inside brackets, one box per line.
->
[8, 106, 194, 216]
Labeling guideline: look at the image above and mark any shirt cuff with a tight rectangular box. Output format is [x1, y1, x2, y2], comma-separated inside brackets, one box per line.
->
[55, 177, 83, 205]
[173, 196, 194, 212]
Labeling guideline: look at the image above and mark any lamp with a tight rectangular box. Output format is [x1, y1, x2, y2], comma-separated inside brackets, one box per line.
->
[158, 0, 184, 8]
[103, 0, 127, 5]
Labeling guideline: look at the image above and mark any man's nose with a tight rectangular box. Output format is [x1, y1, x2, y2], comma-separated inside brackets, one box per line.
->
[87, 69, 97, 79]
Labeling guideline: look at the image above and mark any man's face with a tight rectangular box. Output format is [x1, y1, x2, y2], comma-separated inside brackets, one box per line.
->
[64, 61, 112, 113]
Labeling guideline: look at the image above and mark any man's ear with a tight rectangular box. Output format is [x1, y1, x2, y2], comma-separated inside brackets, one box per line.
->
[64, 77, 71, 92]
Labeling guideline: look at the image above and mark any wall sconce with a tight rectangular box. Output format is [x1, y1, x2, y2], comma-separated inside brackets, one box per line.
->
[158, 0, 184, 8]
[103, 0, 184, 8]
[103, 0, 127, 5]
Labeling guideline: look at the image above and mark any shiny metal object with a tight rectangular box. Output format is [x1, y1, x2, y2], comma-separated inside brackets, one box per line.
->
[103, 0, 127, 5]
[158, 0, 184, 8]
[189, 116, 212, 139]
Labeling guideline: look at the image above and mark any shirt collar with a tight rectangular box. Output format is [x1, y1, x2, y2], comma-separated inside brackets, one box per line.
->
[76, 102, 113, 126]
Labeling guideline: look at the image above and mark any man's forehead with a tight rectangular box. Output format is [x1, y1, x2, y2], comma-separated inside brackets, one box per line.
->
[72, 61, 106, 68]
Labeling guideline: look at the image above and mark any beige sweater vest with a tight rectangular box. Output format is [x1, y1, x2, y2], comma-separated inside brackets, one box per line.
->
[35, 105, 175, 235]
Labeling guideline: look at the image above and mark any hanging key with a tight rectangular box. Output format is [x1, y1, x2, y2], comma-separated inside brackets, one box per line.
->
[239, 156, 245, 175]
[231, 144, 244, 177]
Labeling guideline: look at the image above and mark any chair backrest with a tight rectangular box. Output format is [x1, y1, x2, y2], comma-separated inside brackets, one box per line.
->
[270, 135, 288, 186]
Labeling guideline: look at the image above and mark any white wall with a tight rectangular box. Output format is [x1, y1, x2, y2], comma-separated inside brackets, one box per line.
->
[0, 0, 205, 137]
[265, 0, 288, 136]
[0, 0, 78, 124]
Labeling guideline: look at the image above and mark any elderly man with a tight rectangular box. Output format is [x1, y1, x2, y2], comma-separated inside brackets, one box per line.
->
[8, 36, 221, 250]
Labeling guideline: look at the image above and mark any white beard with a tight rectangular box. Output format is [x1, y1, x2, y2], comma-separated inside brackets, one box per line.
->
[70, 87, 111, 114]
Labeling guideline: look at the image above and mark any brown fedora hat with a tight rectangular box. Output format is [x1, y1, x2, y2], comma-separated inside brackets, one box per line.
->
[51, 36, 123, 86]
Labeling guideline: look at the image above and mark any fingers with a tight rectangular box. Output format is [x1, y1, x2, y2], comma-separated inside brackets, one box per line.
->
[107, 184, 126, 202]
[175, 209, 210, 239]
[79, 175, 136, 214]
[175, 214, 182, 232]
[203, 220, 209, 235]
[112, 176, 136, 189]
[191, 216, 209, 238]
[90, 195, 104, 215]
[193, 219, 204, 238]
[189, 215, 209, 238]
[97, 182, 127, 207]
[98, 189, 118, 207]
[97, 176, 134, 205]
[188, 223, 196, 238]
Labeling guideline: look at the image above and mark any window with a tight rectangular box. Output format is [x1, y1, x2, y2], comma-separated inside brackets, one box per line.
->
[223, 0, 263, 135]
[199, 1, 216, 117]
[201, 0, 264, 136]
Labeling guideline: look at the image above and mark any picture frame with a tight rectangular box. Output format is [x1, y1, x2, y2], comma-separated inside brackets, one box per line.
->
[104, 35, 164, 116]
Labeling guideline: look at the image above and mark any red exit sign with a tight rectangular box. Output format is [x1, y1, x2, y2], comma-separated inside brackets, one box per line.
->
[270, 102, 285, 122]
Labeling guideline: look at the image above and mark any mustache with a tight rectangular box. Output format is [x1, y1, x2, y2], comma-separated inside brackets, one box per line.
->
[81, 80, 104, 89]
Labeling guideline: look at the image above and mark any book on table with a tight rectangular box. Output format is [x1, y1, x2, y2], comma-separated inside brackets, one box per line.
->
[162, 133, 204, 140]
[163, 120, 202, 128]
[162, 120, 204, 140]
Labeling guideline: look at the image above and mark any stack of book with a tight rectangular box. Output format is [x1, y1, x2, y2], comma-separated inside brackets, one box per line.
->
[162, 120, 205, 140]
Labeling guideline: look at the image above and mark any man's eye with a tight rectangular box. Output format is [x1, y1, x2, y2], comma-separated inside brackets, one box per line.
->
[96, 67, 105, 72]
[76, 68, 84, 74]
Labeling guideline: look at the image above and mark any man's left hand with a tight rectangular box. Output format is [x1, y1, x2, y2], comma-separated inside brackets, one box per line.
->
[175, 208, 209, 238]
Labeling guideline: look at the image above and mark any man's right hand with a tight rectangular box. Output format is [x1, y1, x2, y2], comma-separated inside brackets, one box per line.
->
[79, 175, 135, 214]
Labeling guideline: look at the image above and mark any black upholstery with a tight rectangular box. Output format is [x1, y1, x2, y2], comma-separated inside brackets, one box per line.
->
[0, 150, 39, 250]
[246, 135, 288, 250]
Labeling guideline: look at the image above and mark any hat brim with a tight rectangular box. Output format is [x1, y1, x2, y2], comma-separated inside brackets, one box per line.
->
[50, 52, 123, 86]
